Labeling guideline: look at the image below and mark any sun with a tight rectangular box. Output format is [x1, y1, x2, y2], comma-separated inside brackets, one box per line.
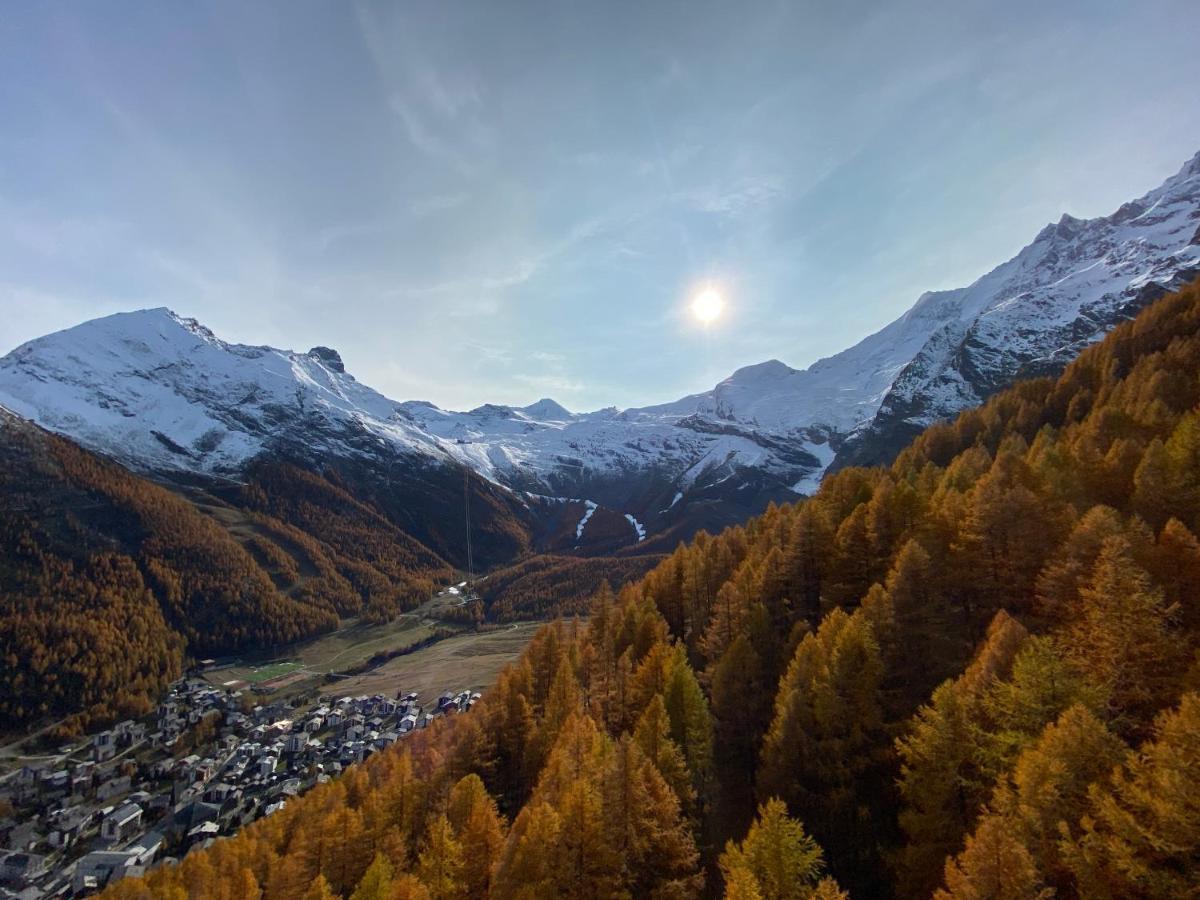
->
[691, 286, 724, 324]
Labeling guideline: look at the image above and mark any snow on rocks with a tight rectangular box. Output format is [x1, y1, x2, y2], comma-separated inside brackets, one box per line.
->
[575, 501, 598, 542]
[624, 513, 646, 542]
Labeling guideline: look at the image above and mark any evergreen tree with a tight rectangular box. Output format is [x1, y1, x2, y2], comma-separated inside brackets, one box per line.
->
[1060, 535, 1179, 732]
[719, 799, 844, 900]
[348, 854, 393, 900]
[1065, 693, 1200, 899]
[415, 815, 465, 900]
[935, 816, 1051, 900]
[634, 694, 695, 815]
[758, 608, 886, 891]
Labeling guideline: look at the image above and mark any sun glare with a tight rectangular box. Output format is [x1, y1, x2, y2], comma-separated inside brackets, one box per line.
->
[691, 286, 724, 324]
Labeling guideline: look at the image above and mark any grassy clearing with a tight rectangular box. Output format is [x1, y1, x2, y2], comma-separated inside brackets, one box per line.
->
[242, 661, 302, 683]
[205, 616, 440, 687]
[327, 622, 541, 700]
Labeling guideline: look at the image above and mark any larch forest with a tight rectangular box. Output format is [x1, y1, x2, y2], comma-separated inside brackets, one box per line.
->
[88, 277, 1200, 898]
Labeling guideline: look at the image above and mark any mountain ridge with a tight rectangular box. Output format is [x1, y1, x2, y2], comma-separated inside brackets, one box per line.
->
[2, 149, 1200, 543]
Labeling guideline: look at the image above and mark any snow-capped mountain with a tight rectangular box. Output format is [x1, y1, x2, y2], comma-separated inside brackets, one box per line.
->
[0, 308, 823, 539]
[2, 149, 1199, 544]
[835, 149, 1200, 466]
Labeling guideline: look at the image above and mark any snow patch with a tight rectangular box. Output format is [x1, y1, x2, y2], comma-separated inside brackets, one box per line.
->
[624, 513, 646, 542]
[575, 500, 598, 541]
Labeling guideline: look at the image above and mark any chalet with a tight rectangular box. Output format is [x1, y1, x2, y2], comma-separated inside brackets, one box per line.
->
[41, 769, 70, 800]
[97, 774, 132, 802]
[284, 734, 306, 754]
[202, 782, 238, 805]
[93, 729, 116, 762]
[0, 851, 46, 885]
[129, 830, 165, 865]
[186, 820, 220, 847]
[101, 803, 143, 844]
[3, 821, 39, 853]
[48, 809, 88, 849]
[74, 850, 143, 893]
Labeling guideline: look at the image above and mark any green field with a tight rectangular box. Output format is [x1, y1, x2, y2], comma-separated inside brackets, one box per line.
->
[206, 615, 440, 692]
[243, 661, 303, 683]
[328, 622, 541, 699]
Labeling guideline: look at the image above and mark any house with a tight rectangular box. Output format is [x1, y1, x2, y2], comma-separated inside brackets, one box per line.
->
[101, 803, 143, 844]
[128, 830, 165, 865]
[48, 809, 88, 849]
[93, 729, 117, 762]
[284, 734, 306, 754]
[96, 773, 132, 802]
[4, 821, 40, 853]
[0, 851, 46, 885]
[258, 756, 278, 778]
[73, 850, 142, 892]
[203, 782, 238, 805]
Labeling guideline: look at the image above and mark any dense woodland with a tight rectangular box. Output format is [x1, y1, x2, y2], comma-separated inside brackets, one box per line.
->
[0, 429, 455, 736]
[479, 552, 664, 621]
[96, 279, 1200, 898]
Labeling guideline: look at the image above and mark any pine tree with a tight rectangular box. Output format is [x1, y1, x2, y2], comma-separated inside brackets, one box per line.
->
[1060, 535, 1179, 732]
[348, 854, 393, 900]
[301, 875, 337, 900]
[997, 704, 1124, 890]
[490, 801, 562, 900]
[758, 608, 886, 891]
[895, 612, 1028, 897]
[415, 814, 465, 900]
[531, 656, 582, 772]
[978, 635, 1098, 783]
[1132, 439, 1176, 530]
[446, 775, 505, 898]
[935, 816, 1051, 900]
[662, 647, 714, 806]
[602, 735, 703, 898]
[633, 694, 695, 814]
[1151, 517, 1200, 630]
[1065, 693, 1200, 899]
[709, 633, 770, 781]
[719, 799, 843, 900]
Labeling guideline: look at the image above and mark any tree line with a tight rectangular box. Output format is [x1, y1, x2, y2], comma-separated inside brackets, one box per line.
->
[100, 279, 1200, 897]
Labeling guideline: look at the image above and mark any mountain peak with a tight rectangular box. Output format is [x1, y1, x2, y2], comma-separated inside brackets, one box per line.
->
[308, 346, 345, 373]
[520, 398, 571, 420]
[724, 359, 795, 384]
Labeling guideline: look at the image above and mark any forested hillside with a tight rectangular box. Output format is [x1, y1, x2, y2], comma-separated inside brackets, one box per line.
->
[0, 419, 455, 737]
[97, 279, 1200, 898]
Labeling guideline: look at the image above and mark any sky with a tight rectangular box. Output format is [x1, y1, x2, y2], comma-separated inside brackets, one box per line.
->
[2, 2, 1200, 412]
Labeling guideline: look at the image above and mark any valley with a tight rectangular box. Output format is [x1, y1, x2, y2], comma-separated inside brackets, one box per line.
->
[1, 148, 1199, 898]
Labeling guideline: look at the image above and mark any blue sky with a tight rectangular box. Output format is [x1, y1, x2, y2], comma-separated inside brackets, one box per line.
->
[2, 1, 1200, 410]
